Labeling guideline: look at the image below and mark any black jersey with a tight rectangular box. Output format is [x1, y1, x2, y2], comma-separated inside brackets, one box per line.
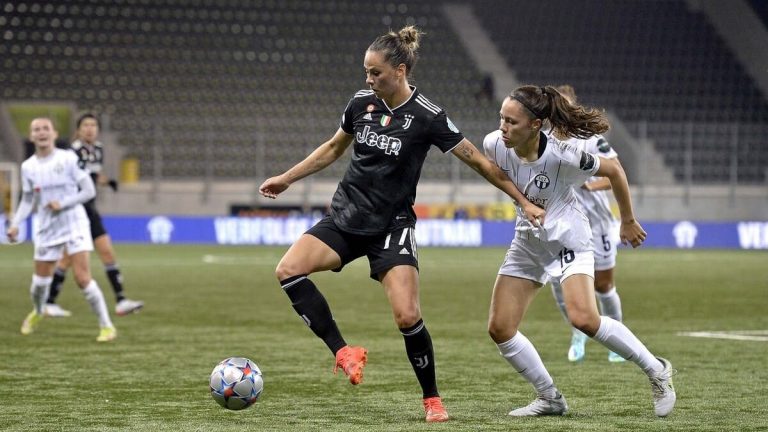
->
[334, 86, 464, 235]
[70, 139, 104, 183]
[70, 139, 104, 203]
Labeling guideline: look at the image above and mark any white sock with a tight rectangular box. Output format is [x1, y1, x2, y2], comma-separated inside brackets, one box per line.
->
[550, 280, 569, 322]
[497, 332, 557, 398]
[81, 280, 113, 328]
[592, 316, 663, 374]
[31, 274, 52, 315]
[551, 280, 587, 339]
[597, 287, 623, 322]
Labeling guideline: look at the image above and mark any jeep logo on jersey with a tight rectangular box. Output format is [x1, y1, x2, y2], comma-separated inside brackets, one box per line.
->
[356, 125, 402, 155]
[534, 173, 550, 189]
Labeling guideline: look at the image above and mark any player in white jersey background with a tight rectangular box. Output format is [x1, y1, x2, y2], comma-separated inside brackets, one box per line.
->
[6, 117, 117, 342]
[43, 113, 144, 318]
[549, 85, 627, 363]
[481, 85, 675, 418]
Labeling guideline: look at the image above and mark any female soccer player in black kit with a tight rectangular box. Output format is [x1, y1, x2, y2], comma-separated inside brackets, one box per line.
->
[44, 113, 144, 317]
[259, 26, 544, 423]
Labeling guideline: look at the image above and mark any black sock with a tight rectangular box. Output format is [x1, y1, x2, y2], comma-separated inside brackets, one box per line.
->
[47, 268, 67, 304]
[281, 275, 346, 355]
[105, 264, 125, 302]
[401, 319, 439, 398]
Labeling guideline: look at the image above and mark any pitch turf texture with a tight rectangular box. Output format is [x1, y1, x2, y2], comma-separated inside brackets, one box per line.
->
[1, 245, 766, 431]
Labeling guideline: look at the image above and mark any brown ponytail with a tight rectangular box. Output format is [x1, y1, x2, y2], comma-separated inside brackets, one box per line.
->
[368, 25, 424, 77]
[510, 85, 609, 139]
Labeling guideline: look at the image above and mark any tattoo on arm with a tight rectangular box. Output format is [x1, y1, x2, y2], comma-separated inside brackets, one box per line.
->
[458, 142, 475, 159]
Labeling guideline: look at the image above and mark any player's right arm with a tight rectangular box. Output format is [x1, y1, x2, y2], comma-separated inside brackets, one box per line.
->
[259, 128, 353, 199]
[595, 157, 646, 248]
[7, 190, 34, 242]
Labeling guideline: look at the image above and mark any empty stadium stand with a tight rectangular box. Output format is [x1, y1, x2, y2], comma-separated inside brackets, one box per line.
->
[0, 0, 497, 180]
[472, 0, 768, 183]
[1, 0, 766, 183]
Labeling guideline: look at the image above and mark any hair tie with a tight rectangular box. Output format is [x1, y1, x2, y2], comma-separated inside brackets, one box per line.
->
[540, 86, 553, 119]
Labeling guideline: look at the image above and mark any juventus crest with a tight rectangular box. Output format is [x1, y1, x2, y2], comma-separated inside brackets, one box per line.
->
[402, 114, 414, 130]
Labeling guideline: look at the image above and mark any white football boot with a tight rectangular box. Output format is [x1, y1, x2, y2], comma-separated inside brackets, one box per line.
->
[649, 357, 676, 417]
[115, 298, 144, 316]
[568, 332, 587, 362]
[509, 392, 568, 417]
[45, 303, 72, 317]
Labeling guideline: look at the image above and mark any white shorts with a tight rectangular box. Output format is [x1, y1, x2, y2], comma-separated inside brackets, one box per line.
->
[34, 234, 93, 262]
[498, 235, 595, 285]
[590, 221, 620, 271]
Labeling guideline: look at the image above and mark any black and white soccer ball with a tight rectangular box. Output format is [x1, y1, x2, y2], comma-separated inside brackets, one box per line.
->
[209, 357, 263, 410]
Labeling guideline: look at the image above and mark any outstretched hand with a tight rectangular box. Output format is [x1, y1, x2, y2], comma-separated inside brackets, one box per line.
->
[258, 176, 290, 199]
[620, 219, 647, 248]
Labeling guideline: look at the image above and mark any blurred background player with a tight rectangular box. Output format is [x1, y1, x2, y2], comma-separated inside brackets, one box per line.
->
[6, 117, 117, 342]
[43, 113, 144, 317]
[549, 85, 626, 363]
[259, 25, 543, 423]
[483, 85, 675, 417]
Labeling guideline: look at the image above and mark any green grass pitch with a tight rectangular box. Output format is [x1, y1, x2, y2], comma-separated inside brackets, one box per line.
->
[1, 245, 766, 431]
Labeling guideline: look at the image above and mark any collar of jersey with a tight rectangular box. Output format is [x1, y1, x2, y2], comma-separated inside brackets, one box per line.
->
[378, 85, 418, 113]
[512, 132, 552, 166]
[73, 139, 101, 149]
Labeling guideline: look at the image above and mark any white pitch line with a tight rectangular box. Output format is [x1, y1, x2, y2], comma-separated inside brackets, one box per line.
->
[677, 330, 768, 342]
[201, 254, 280, 265]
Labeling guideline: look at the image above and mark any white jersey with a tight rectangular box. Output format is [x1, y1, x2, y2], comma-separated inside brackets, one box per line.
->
[570, 135, 618, 233]
[483, 130, 601, 251]
[19, 148, 91, 247]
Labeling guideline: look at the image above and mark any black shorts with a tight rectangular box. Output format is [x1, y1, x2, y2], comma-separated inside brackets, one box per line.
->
[306, 216, 419, 281]
[83, 201, 108, 239]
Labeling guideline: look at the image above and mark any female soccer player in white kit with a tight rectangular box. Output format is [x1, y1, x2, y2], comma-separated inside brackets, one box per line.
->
[550, 133, 626, 362]
[482, 86, 675, 417]
[6, 118, 117, 342]
[550, 85, 626, 363]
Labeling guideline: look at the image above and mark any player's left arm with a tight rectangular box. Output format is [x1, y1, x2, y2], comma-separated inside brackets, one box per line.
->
[596, 157, 646, 247]
[49, 174, 96, 211]
[452, 139, 545, 225]
[583, 157, 623, 191]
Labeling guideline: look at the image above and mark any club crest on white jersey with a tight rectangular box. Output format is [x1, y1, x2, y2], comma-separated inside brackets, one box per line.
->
[533, 173, 550, 189]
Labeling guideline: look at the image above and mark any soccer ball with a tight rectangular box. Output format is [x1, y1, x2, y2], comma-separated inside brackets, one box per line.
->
[209, 357, 264, 410]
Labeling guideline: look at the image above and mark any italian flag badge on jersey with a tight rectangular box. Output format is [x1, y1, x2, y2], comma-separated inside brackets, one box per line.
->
[380, 115, 392, 126]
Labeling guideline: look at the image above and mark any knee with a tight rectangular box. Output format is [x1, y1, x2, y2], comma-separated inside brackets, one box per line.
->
[568, 311, 600, 336]
[488, 319, 517, 344]
[275, 259, 302, 282]
[73, 273, 91, 289]
[393, 308, 421, 329]
[594, 281, 614, 294]
[100, 251, 116, 265]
